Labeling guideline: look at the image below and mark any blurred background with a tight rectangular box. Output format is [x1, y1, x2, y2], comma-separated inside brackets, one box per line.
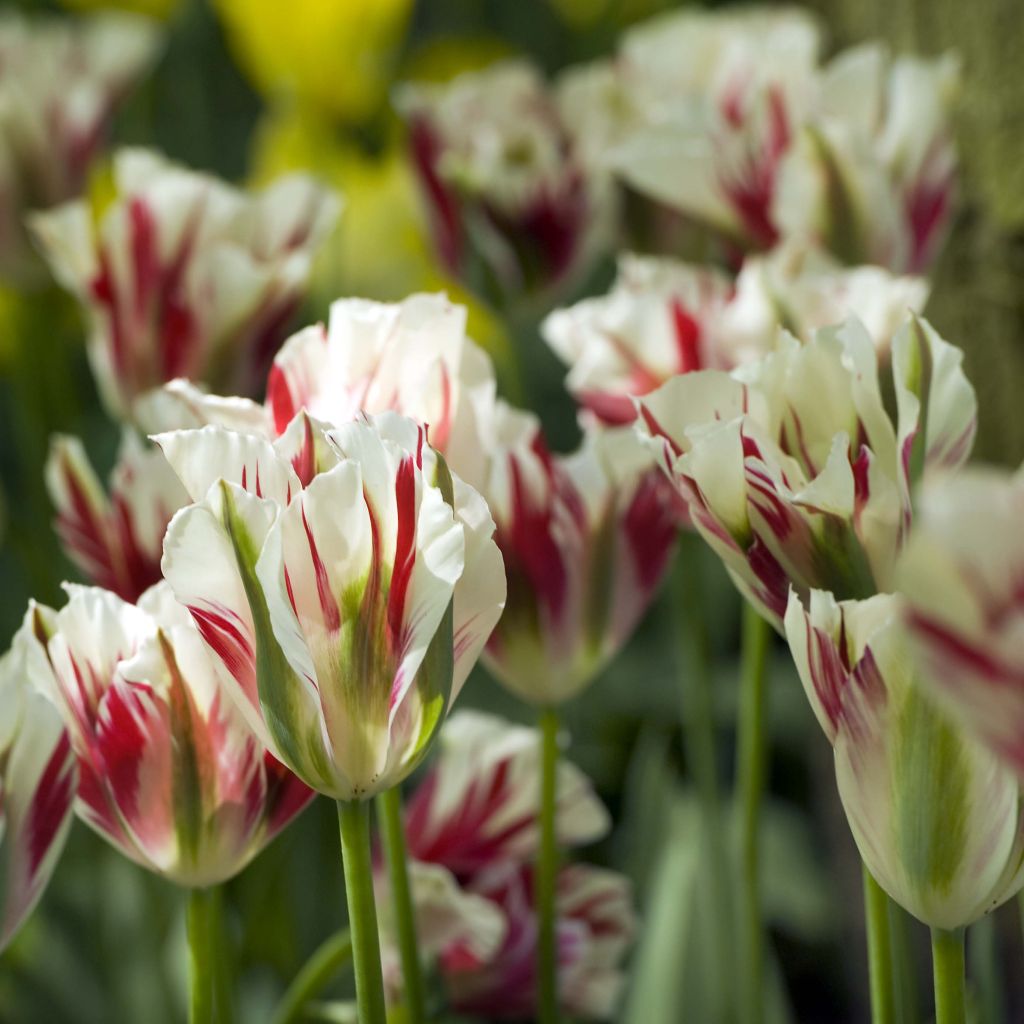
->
[1, 0, 1023, 1021]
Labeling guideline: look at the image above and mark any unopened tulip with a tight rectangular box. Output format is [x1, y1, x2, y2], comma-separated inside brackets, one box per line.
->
[785, 588, 1024, 928]
[0, 625, 77, 950]
[23, 583, 312, 887]
[31, 148, 340, 418]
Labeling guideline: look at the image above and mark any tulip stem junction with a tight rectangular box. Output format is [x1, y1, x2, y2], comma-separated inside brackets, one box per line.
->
[736, 603, 771, 1024]
[337, 800, 388, 1024]
[377, 786, 427, 1024]
[187, 886, 233, 1024]
[537, 705, 561, 1024]
[862, 865, 896, 1024]
[270, 929, 352, 1024]
[673, 540, 733, 1021]
[931, 927, 966, 1024]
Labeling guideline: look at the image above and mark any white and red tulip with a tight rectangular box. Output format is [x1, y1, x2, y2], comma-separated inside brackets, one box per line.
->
[0, 624, 77, 950]
[898, 468, 1024, 778]
[785, 587, 1024, 928]
[46, 431, 188, 603]
[0, 12, 158, 284]
[481, 408, 677, 705]
[31, 147, 340, 418]
[159, 412, 506, 801]
[22, 582, 312, 887]
[636, 314, 975, 629]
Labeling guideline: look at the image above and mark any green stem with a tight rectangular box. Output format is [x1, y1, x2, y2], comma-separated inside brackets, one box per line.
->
[537, 705, 561, 1024]
[270, 930, 353, 1024]
[888, 898, 920, 1023]
[187, 887, 233, 1024]
[337, 800, 387, 1024]
[376, 787, 426, 1024]
[672, 541, 733, 1022]
[931, 927, 966, 1024]
[863, 865, 895, 1024]
[736, 603, 771, 1024]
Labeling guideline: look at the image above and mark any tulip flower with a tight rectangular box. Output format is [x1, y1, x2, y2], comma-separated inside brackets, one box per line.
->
[31, 147, 340, 418]
[0, 12, 158, 284]
[784, 587, 1024, 929]
[775, 45, 958, 273]
[542, 247, 926, 424]
[636, 314, 976, 629]
[397, 61, 611, 307]
[23, 582, 313, 887]
[46, 431, 188, 602]
[898, 468, 1024, 777]
[0, 624, 77, 951]
[480, 408, 677, 706]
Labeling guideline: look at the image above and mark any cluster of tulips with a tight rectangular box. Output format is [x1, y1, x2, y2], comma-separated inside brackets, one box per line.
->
[1, 4, 1020, 1024]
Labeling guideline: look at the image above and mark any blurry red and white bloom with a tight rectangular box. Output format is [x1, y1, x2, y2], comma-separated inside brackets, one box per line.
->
[609, 6, 821, 251]
[442, 863, 635, 1019]
[543, 247, 926, 425]
[637, 314, 975, 629]
[46, 431, 188, 603]
[31, 147, 340, 418]
[775, 45, 959, 273]
[785, 588, 1024, 928]
[0, 625, 76, 950]
[23, 582, 312, 887]
[404, 710, 610, 875]
[398, 61, 610, 305]
[898, 469, 1024, 778]
[0, 12, 158, 284]
[159, 412, 505, 800]
[481, 408, 677, 705]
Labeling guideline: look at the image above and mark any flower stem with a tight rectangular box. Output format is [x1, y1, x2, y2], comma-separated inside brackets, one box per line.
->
[187, 886, 233, 1024]
[376, 786, 426, 1023]
[736, 603, 771, 1024]
[337, 800, 387, 1024]
[672, 541, 733, 1021]
[537, 705, 561, 1024]
[931, 927, 966, 1024]
[270, 930, 352, 1024]
[863, 865, 895, 1024]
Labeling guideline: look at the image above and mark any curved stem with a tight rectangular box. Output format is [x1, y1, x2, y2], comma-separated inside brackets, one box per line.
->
[735, 604, 771, 1024]
[537, 706, 561, 1024]
[376, 787, 426, 1023]
[672, 541, 733, 1022]
[270, 930, 352, 1024]
[337, 800, 387, 1024]
[931, 927, 966, 1024]
[187, 886, 233, 1024]
[863, 865, 895, 1024]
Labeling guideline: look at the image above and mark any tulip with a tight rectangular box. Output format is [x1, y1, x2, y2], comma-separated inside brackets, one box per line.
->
[0, 12, 158, 284]
[897, 468, 1024, 777]
[397, 61, 611, 307]
[31, 147, 340, 418]
[23, 582, 313, 887]
[636, 314, 976, 630]
[46, 431, 188, 602]
[785, 587, 1024, 929]
[0, 623, 77, 951]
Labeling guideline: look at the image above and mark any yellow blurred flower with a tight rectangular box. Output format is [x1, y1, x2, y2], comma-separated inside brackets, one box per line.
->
[215, 0, 413, 123]
[59, 0, 179, 18]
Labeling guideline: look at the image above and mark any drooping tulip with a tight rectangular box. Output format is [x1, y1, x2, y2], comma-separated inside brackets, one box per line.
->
[898, 468, 1024, 777]
[159, 412, 506, 800]
[636, 314, 975, 629]
[23, 582, 312, 887]
[31, 148, 340, 418]
[46, 431, 188, 602]
[0, 12, 158, 284]
[0, 625, 77, 950]
[480, 408, 677, 705]
[784, 587, 1024, 928]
